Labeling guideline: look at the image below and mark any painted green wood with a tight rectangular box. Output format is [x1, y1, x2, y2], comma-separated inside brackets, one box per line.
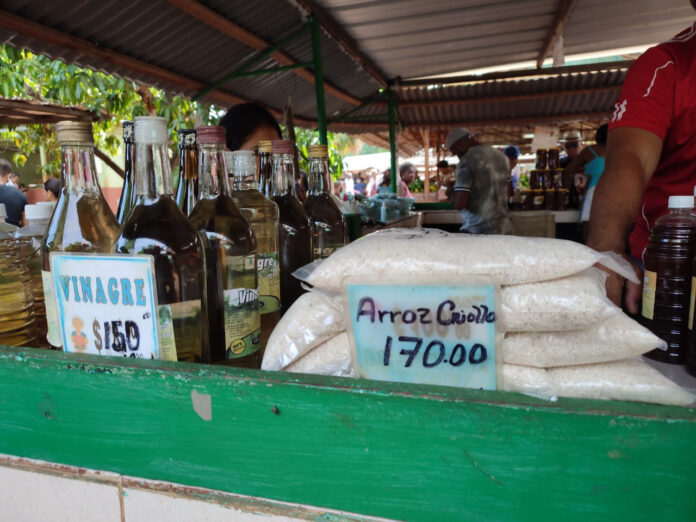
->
[0, 346, 694, 521]
[414, 201, 454, 211]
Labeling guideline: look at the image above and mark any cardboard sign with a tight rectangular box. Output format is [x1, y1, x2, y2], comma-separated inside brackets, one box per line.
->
[345, 278, 499, 390]
[50, 253, 163, 360]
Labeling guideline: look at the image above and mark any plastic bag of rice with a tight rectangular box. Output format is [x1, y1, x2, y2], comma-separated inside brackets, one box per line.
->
[296, 228, 638, 291]
[501, 364, 557, 400]
[500, 268, 619, 332]
[549, 358, 695, 406]
[504, 313, 667, 367]
[262, 291, 344, 371]
[285, 332, 355, 377]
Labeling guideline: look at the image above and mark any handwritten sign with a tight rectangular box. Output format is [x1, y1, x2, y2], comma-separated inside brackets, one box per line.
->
[50, 253, 165, 360]
[345, 278, 499, 390]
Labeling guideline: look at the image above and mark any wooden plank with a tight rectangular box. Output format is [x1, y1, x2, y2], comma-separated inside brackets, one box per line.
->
[0, 346, 694, 521]
[537, 0, 579, 69]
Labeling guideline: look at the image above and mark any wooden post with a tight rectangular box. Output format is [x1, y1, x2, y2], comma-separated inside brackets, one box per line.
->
[38, 144, 48, 182]
[423, 129, 430, 202]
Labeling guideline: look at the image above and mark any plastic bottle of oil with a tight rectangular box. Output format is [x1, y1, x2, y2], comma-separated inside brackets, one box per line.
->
[641, 195, 696, 363]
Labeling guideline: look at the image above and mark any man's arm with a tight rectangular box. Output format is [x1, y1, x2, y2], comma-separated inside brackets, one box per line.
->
[451, 190, 469, 210]
[586, 127, 663, 312]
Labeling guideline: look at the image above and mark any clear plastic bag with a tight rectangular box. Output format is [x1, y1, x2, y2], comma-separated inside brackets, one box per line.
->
[285, 332, 355, 377]
[500, 268, 619, 332]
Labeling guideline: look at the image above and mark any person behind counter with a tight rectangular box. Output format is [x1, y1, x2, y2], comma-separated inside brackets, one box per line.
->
[446, 127, 511, 234]
[44, 177, 61, 202]
[0, 159, 27, 227]
[587, 6, 696, 313]
[503, 145, 521, 189]
[219, 102, 282, 151]
[398, 162, 416, 198]
[559, 130, 584, 168]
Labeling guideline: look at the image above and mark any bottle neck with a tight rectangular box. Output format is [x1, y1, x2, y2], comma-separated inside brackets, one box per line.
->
[179, 146, 198, 181]
[258, 152, 273, 196]
[670, 208, 694, 216]
[234, 165, 259, 192]
[199, 143, 229, 197]
[124, 141, 135, 180]
[135, 141, 173, 198]
[308, 156, 330, 195]
[272, 152, 295, 197]
[61, 145, 101, 194]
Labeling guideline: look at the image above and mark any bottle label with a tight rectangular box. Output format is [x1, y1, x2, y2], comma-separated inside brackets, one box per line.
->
[257, 252, 281, 314]
[42, 270, 63, 348]
[156, 304, 179, 362]
[641, 270, 657, 320]
[312, 243, 345, 260]
[223, 287, 261, 359]
[689, 276, 696, 331]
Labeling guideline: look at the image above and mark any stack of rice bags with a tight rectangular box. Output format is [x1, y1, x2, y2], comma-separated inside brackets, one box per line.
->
[262, 229, 695, 407]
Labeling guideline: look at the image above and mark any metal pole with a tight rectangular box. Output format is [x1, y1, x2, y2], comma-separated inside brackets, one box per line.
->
[388, 87, 397, 194]
[310, 15, 328, 145]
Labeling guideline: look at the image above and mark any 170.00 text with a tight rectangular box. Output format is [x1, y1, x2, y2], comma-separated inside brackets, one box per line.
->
[383, 336, 488, 368]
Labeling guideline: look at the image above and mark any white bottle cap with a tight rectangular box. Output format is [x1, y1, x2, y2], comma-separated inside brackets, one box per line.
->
[668, 195, 694, 209]
[134, 116, 168, 144]
[0, 203, 6, 219]
[25, 203, 53, 220]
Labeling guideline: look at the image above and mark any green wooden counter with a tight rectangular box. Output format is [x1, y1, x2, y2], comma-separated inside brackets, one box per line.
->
[0, 346, 694, 521]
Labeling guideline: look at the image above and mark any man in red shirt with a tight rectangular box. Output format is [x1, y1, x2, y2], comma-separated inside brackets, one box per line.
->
[587, 5, 696, 313]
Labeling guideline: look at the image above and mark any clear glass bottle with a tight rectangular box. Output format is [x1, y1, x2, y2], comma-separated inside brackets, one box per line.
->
[0, 229, 36, 347]
[41, 121, 120, 349]
[15, 203, 53, 347]
[229, 150, 280, 351]
[188, 126, 261, 367]
[271, 140, 312, 312]
[258, 140, 273, 199]
[115, 116, 208, 363]
[174, 129, 199, 216]
[115, 121, 135, 224]
[304, 144, 347, 259]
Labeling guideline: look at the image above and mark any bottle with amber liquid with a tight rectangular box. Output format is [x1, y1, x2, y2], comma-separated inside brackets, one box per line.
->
[115, 116, 208, 363]
[115, 121, 135, 224]
[258, 140, 273, 198]
[229, 150, 280, 351]
[271, 140, 312, 312]
[41, 121, 120, 349]
[303, 144, 346, 259]
[188, 127, 261, 367]
[175, 129, 199, 216]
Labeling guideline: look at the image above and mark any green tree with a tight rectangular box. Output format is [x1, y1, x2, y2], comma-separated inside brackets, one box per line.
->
[292, 126, 351, 180]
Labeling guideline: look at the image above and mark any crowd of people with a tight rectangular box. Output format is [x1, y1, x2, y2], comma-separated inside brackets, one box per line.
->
[0, 158, 60, 227]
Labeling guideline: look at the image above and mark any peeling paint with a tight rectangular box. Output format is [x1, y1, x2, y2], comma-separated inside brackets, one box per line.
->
[191, 389, 212, 421]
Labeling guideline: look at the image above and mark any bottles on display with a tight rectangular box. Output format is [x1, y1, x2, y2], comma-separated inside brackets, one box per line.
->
[188, 126, 261, 367]
[229, 150, 280, 351]
[41, 121, 120, 348]
[303, 144, 346, 259]
[175, 129, 199, 216]
[115, 121, 135, 224]
[0, 227, 36, 347]
[641, 196, 696, 364]
[15, 203, 53, 347]
[271, 140, 312, 312]
[258, 140, 273, 199]
[114, 116, 208, 363]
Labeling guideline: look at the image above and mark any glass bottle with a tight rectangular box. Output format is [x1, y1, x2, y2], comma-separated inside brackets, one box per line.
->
[229, 150, 280, 351]
[188, 126, 261, 367]
[15, 203, 53, 347]
[115, 121, 135, 224]
[271, 140, 312, 312]
[303, 144, 347, 259]
[174, 129, 199, 216]
[258, 140, 273, 199]
[115, 116, 208, 363]
[0, 229, 36, 347]
[641, 195, 696, 363]
[41, 121, 120, 349]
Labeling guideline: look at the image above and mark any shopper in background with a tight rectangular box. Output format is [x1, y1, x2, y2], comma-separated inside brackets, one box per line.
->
[0, 159, 27, 226]
[446, 128, 511, 234]
[398, 162, 416, 198]
[503, 145, 521, 189]
[587, 8, 696, 313]
[43, 178, 61, 202]
[365, 169, 380, 196]
[7, 172, 19, 187]
[559, 130, 584, 168]
[219, 102, 282, 151]
[353, 173, 367, 196]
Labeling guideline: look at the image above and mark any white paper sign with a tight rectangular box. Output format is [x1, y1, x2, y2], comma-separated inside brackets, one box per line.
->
[50, 253, 161, 359]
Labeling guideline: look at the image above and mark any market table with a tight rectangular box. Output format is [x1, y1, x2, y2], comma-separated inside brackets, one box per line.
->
[0, 345, 694, 521]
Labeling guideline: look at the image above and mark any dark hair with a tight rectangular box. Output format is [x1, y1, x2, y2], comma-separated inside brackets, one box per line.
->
[399, 162, 415, 176]
[44, 178, 61, 198]
[436, 160, 449, 169]
[219, 103, 282, 151]
[595, 124, 609, 146]
[0, 159, 11, 177]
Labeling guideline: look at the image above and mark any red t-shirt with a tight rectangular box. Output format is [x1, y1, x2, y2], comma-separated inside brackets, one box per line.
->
[609, 22, 696, 262]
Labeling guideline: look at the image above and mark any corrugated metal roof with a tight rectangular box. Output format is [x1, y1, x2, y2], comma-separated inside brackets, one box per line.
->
[313, 0, 693, 79]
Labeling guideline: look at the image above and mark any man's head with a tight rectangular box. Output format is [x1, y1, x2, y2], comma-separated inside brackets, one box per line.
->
[445, 127, 476, 158]
[503, 145, 520, 171]
[399, 162, 417, 184]
[0, 159, 11, 183]
[560, 130, 583, 159]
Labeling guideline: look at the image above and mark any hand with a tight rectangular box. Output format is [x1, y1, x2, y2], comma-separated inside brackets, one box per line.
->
[602, 255, 643, 314]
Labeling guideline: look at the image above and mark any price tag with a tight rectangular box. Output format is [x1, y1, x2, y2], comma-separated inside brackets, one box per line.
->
[50, 253, 162, 360]
[345, 277, 500, 390]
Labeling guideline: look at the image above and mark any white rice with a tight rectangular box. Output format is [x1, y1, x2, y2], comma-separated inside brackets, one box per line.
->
[504, 313, 666, 367]
[501, 364, 557, 400]
[285, 332, 355, 377]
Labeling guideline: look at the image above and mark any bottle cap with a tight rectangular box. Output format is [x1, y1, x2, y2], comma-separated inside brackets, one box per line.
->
[272, 140, 294, 155]
[37, 201, 57, 208]
[308, 144, 328, 158]
[178, 129, 197, 148]
[122, 121, 134, 143]
[668, 195, 694, 209]
[226, 150, 256, 176]
[0, 203, 6, 219]
[134, 116, 168, 144]
[258, 140, 272, 153]
[55, 121, 94, 145]
[195, 126, 226, 145]
[25, 204, 53, 221]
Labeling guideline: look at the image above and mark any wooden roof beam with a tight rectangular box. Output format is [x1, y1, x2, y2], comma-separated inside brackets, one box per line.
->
[167, 0, 362, 106]
[536, 0, 578, 69]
